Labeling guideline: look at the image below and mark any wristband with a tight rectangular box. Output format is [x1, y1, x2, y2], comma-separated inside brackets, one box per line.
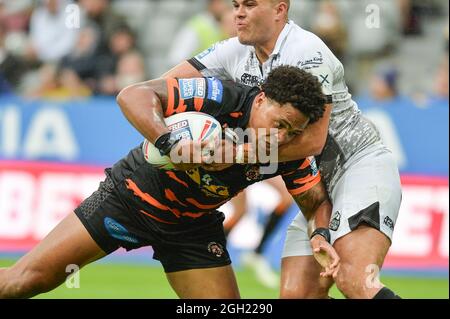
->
[154, 132, 180, 156]
[310, 227, 331, 244]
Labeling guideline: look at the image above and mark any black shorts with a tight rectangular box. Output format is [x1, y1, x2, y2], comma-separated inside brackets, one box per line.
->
[74, 169, 231, 273]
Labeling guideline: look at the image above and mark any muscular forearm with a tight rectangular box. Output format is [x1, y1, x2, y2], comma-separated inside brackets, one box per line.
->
[308, 200, 332, 236]
[116, 82, 169, 143]
[294, 181, 332, 235]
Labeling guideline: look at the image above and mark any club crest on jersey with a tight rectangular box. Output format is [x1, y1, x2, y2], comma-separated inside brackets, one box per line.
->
[329, 211, 341, 231]
[245, 165, 262, 182]
[208, 242, 224, 258]
[178, 78, 206, 100]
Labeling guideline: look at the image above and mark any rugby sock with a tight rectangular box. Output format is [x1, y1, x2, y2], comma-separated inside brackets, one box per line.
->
[255, 211, 284, 254]
[373, 287, 402, 299]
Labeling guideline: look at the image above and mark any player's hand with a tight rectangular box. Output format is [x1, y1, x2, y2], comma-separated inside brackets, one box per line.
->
[201, 139, 235, 171]
[310, 235, 340, 279]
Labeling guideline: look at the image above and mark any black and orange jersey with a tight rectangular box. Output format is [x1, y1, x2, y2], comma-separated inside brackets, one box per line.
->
[110, 77, 321, 227]
[164, 77, 257, 128]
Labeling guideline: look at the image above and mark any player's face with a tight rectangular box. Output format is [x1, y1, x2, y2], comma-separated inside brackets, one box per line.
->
[232, 0, 281, 46]
[249, 92, 310, 147]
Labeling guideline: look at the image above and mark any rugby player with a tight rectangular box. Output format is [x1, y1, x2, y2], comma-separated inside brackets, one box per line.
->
[163, 0, 402, 299]
[0, 66, 339, 299]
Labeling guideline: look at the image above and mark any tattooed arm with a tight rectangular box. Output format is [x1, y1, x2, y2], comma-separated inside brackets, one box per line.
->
[292, 178, 331, 233]
[292, 181, 340, 278]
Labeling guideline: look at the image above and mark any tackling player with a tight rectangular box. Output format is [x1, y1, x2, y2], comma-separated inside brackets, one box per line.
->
[164, 0, 402, 299]
[0, 66, 338, 298]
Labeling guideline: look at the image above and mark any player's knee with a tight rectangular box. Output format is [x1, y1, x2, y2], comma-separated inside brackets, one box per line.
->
[280, 280, 330, 299]
[3, 265, 52, 298]
[334, 263, 368, 299]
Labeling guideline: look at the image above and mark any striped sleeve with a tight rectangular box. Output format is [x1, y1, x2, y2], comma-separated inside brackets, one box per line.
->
[282, 157, 321, 195]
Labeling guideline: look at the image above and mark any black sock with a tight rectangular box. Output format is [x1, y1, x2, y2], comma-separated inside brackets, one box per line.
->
[373, 287, 401, 299]
[254, 212, 283, 254]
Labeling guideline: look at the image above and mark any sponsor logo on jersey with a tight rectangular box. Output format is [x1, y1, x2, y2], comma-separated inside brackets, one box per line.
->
[168, 120, 193, 140]
[207, 242, 224, 257]
[179, 78, 206, 100]
[383, 216, 395, 230]
[329, 211, 341, 231]
[240, 73, 262, 87]
[297, 51, 324, 69]
[196, 44, 216, 60]
[206, 77, 223, 103]
[104, 217, 139, 244]
[308, 156, 319, 176]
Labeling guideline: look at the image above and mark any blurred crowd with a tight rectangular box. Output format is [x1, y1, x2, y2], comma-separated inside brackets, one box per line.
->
[0, 0, 448, 109]
[0, 0, 149, 99]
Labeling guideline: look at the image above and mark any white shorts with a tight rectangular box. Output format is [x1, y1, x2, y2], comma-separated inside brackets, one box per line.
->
[282, 146, 402, 258]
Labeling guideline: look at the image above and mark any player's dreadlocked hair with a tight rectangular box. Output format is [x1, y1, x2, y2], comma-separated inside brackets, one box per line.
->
[262, 65, 327, 124]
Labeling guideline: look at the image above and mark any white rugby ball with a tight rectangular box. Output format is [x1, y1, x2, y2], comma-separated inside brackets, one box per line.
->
[142, 112, 222, 170]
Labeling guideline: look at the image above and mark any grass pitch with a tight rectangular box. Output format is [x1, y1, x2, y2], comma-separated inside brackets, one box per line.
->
[0, 258, 448, 299]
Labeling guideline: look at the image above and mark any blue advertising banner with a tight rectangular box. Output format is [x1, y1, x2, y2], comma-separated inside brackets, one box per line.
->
[357, 98, 449, 177]
[0, 96, 142, 166]
[0, 96, 448, 176]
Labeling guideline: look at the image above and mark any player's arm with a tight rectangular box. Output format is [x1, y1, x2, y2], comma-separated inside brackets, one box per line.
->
[116, 79, 170, 145]
[292, 182, 339, 278]
[162, 61, 203, 79]
[283, 157, 339, 277]
[292, 180, 331, 231]
[277, 56, 335, 162]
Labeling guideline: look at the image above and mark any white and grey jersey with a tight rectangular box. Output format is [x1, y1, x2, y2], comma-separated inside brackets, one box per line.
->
[188, 21, 383, 193]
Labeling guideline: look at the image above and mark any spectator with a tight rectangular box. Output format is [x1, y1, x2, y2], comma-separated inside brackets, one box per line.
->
[59, 24, 103, 91]
[79, 0, 129, 56]
[29, 0, 79, 63]
[0, 0, 33, 33]
[109, 25, 137, 57]
[115, 51, 146, 90]
[26, 64, 91, 100]
[338, 0, 402, 93]
[99, 50, 146, 96]
[426, 57, 449, 108]
[96, 25, 139, 95]
[0, 22, 28, 94]
[357, 65, 412, 110]
[219, 5, 237, 38]
[311, 0, 348, 63]
[167, 0, 231, 67]
[0, 0, 33, 59]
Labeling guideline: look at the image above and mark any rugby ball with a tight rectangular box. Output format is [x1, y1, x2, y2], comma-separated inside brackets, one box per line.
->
[142, 112, 222, 170]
